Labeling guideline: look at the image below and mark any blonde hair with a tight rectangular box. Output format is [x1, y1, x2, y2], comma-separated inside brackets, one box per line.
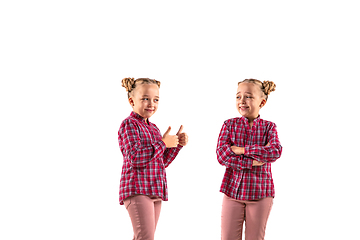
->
[238, 78, 276, 100]
[121, 77, 161, 98]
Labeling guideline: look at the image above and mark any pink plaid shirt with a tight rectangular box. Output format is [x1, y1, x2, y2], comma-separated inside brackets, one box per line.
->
[216, 116, 282, 200]
[118, 112, 182, 205]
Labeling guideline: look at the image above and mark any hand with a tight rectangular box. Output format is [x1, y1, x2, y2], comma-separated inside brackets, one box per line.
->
[252, 160, 265, 166]
[176, 125, 188, 146]
[230, 146, 244, 155]
[162, 126, 179, 148]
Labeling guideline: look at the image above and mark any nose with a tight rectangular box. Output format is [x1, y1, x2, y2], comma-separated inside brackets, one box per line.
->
[238, 96, 245, 103]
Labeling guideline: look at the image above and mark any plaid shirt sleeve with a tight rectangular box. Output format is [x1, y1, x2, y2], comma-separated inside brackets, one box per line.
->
[216, 120, 253, 170]
[121, 119, 166, 168]
[244, 123, 282, 163]
[163, 146, 183, 168]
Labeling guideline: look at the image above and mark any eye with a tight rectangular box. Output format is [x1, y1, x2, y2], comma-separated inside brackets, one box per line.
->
[142, 98, 149, 101]
[154, 99, 159, 102]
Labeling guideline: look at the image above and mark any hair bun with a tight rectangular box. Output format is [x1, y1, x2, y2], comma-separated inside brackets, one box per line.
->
[262, 81, 276, 95]
[121, 77, 135, 92]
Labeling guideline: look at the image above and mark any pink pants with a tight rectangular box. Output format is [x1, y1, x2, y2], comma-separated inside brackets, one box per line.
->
[221, 195, 273, 240]
[124, 195, 162, 240]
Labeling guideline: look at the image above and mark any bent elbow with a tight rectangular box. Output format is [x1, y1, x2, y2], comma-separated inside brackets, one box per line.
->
[270, 145, 282, 162]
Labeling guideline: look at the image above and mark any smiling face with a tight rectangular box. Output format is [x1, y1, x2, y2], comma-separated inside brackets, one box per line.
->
[128, 83, 159, 121]
[236, 82, 267, 122]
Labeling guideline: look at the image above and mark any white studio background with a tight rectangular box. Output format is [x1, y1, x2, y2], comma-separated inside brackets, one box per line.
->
[1, 1, 359, 240]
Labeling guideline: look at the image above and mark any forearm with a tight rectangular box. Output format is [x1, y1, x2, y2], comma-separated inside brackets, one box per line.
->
[217, 146, 252, 170]
[230, 146, 264, 166]
[244, 143, 282, 163]
[127, 140, 166, 167]
[163, 145, 182, 168]
[230, 146, 245, 155]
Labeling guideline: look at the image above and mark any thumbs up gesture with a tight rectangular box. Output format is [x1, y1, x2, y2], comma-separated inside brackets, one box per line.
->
[176, 125, 188, 146]
[162, 126, 179, 148]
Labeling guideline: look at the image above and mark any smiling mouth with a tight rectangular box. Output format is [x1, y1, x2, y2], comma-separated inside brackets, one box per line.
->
[239, 106, 249, 110]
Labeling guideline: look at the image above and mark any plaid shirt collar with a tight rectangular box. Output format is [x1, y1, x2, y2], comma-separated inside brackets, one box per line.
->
[130, 111, 149, 124]
[240, 115, 261, 127]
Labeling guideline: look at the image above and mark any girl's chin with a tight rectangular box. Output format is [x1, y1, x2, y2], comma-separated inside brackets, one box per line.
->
[238, 110, 247, 116]
[142, 111, 155, 118]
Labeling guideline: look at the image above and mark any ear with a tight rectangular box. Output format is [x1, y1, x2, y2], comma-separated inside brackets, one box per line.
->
[259, 99, 267, 108]
[128, 97, 134, 107]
